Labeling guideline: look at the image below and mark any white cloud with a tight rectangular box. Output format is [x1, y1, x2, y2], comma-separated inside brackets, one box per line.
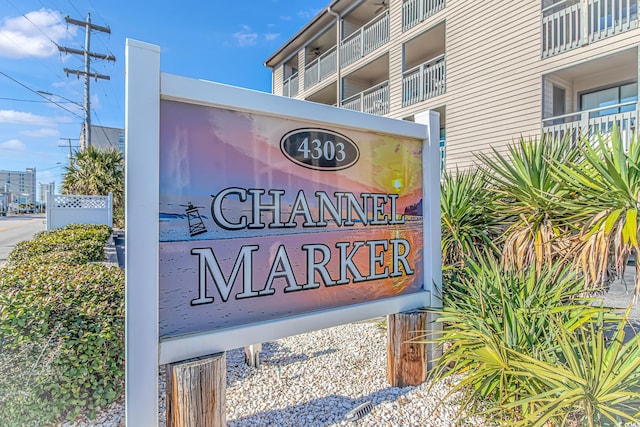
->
[0, 110, 55, 126]
[20, 127, 59, 137]
[265, 33, 280, 41]
[0, 138, 26, 152]
[232, 25, 258, 47]
[0, 9, 75, 58]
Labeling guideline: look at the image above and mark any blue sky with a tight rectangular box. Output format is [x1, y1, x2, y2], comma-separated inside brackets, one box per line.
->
[0, 0, 326, 195]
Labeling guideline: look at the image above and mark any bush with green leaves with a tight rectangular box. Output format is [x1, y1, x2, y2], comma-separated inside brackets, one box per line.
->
[426, 255, 640, 425]
[6, 223, 111, 266]
[0, 262, 125, 425]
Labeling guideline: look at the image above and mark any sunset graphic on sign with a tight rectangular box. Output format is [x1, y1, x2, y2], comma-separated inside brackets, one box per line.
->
[158, 100, 425, 339]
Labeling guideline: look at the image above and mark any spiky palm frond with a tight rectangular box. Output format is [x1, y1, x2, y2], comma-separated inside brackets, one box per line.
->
[477, 134, 582, 275]
[441, 168, 501, 268]
[553, 126, 640, 298]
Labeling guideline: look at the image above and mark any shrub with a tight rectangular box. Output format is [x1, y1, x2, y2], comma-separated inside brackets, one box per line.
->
[0, 261, 124, 425]
[6, 224, 111, 266]
[426, 255, 621, 423]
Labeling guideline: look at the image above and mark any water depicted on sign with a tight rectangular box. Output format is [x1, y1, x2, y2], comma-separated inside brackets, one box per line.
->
[159, 100, 425, 339]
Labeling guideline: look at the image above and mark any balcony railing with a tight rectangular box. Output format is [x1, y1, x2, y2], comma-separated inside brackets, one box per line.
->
[588, 0, 639, 41]
[282, 73, 299, 98]
[542, 0, 638, 58]
[402, 54, 446, 107]
[341, 11, 390, 67]
[402, 0, 446, 32]
[304, 47, 337, 89]
[342, 81, 390, 115]
[542, 102, 638, 150]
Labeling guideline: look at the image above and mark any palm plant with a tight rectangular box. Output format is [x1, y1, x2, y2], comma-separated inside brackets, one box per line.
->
[506, 309, 640, 427]
[62, 146, 124, 227]
[476, 134, 582, 275]
[440, 168, 501, 269]
[426, 255, 609, 421]
[553, 127, 640, 299]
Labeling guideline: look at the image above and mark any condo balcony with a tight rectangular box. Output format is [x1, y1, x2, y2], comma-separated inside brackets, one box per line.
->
[402, 54, 446, 107]
[542, 101, 637, 149]
[402, 0, 446, 32]
[304, 47, 338, 89]
[542, 47, 637, 148]
[542, 0, 638, 58]
[301, 3, 390, 92]
[341, 11, 390, 68]
[342, 81, 390, 115]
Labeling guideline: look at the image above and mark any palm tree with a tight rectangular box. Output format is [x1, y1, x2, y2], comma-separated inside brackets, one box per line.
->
[477, 134, 581, 275]
[553, 126, 640, 299]
[62, 146, 124, 226]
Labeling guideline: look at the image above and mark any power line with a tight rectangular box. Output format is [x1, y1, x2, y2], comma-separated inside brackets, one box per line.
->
[0, 97, 77, 104]
[0, 71, 84, 119]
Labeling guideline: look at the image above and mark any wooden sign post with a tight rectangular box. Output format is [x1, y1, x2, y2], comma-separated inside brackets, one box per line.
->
[166, 354, 226, 427]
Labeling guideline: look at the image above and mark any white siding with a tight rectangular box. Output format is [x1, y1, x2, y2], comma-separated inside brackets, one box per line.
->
[273, 65, 284, 96]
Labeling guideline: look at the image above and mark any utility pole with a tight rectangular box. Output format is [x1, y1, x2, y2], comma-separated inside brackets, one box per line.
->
[59, 13, 115, 149]
[59, 138, 80, 159]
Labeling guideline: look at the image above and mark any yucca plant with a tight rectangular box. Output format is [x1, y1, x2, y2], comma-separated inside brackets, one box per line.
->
[426, 255, 609, 421]
[506, 309, 640, 427]
[441, 168, 501, 269]
[553, 127, 640, 299]
[477, 134, 582, 275]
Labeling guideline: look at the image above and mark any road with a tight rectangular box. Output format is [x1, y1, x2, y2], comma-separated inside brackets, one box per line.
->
[0, 214, 46, 266]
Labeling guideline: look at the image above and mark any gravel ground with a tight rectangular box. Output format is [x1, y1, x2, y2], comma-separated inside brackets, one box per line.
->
[61, 320, 484, 427]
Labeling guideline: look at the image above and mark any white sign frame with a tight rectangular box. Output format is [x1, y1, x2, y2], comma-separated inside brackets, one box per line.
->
[125, 39, 441, 426]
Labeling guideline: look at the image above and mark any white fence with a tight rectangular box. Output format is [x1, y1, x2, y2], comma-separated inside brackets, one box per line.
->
[46, 193, 113, 230]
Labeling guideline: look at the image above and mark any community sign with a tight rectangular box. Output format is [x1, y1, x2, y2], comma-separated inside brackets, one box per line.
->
[125, 39, 441, 426]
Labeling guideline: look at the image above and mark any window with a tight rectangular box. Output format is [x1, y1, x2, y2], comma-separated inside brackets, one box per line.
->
[580, 82, 638, 118]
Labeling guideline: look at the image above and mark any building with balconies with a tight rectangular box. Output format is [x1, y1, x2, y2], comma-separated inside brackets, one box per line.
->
[265, 0, 639, 170]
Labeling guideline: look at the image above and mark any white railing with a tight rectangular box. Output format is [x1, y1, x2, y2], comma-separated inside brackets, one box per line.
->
[542, 1, 583, 57]
[402, 0, 446, 31]
[402, 55, 446, 107]
[46, 193, 113, 230]
[588, 0, 639, 41]
[282, 73, 299, 98]
[342, 81, 390, 115]
[341, 11, 390, 67]
[542, 102, 637, 150]
[542, 0, 638, 57]
[304, 47, 337, 89]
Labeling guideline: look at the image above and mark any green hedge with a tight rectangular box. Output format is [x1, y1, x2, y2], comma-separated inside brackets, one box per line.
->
[0, 263, 125, 425]
[0, 224, 123, 425]
[6, 224, 111, 266]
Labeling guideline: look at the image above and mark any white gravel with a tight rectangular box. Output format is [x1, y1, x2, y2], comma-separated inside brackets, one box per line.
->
[62, 320, 485, 427]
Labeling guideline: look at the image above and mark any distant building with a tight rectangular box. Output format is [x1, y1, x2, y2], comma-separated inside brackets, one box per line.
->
[39, 181, 55, 205]
[0, 168, 36, 211]
[79, 124, 125, 153]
